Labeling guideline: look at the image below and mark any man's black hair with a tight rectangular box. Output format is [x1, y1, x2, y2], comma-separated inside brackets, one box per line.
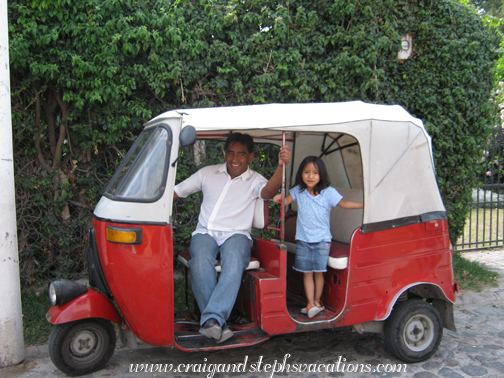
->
[224, 133, 254, 154]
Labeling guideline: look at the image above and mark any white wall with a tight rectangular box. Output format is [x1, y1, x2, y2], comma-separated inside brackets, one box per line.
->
[0, 0, 25, 367]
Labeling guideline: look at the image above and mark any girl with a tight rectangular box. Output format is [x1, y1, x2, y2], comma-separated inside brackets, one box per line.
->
[273, 156, 363, 318]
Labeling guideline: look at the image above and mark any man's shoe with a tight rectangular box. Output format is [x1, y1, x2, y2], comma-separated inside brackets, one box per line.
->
[216, 325, 233, 344]
[199, 319, 222, 340]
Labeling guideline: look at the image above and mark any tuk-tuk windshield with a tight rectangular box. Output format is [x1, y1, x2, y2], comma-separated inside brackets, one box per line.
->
[104, 126, 172, 201]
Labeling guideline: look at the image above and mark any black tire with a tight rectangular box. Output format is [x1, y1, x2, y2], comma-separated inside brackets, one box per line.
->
[49, 318, 116, 376]
[384, 299, 443, 363]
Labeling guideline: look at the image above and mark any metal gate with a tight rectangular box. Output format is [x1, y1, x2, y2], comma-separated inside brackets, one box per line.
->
[455, 126, 504, 251]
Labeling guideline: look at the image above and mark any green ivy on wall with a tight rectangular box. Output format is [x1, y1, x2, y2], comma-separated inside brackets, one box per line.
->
[8, 0, 499, 285]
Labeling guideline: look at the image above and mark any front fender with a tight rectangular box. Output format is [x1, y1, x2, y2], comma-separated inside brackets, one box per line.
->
[46, 287, 122, 325]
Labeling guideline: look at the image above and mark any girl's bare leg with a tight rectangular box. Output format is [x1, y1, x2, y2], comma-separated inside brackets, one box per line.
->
[303, 272, 315, 304]
[314, 272, 325, 303]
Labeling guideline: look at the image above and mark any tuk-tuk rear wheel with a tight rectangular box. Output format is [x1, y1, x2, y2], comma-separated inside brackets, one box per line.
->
[49, 318, 116, 376]
[384, 299, 443, 363]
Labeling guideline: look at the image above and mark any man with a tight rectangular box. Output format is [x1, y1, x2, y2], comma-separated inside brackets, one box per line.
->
[174, 133, 291, 343]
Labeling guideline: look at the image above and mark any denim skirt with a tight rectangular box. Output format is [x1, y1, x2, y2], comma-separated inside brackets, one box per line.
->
[293, 240, 331, 273]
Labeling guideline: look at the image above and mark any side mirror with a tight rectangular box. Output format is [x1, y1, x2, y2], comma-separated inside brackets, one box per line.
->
[179, 125, 197, 148]
[172, 126, 197, 167]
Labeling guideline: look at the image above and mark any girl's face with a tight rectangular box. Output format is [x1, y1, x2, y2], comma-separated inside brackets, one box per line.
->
[302, 162, 320, 192]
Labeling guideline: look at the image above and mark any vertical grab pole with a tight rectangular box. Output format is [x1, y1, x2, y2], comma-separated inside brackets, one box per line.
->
[281, 132, 286, 244]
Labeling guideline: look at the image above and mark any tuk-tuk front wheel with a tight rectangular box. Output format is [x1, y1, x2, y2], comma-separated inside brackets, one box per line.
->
[49, 318, 116, 376]
[384, 299, 442, 363]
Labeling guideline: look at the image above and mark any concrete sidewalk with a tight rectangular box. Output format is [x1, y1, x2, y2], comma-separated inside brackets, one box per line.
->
[460, 249, 504, 275]
[457, 249, 504, 308]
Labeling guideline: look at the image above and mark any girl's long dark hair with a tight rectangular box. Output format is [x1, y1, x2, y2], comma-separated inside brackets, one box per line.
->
[294, 156, 330, 195]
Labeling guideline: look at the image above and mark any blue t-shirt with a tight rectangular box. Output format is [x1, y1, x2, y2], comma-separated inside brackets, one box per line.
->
[290, 186, 343, 243]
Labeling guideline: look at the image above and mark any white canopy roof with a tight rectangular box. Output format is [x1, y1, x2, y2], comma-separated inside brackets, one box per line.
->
[148, 102, 445, 228]
[148, 101, 424, 130]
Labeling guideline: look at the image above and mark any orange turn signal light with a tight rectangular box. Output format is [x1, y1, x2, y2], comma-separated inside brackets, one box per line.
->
[106, 226, 142, 244]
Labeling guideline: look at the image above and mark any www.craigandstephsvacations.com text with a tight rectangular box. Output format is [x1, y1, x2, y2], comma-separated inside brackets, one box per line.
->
[129, 354, 407, 377]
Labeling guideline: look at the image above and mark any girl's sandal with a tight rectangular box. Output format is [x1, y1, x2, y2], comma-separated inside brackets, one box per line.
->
[302, 301, 325, 315]
[316, 301, 325, 312]
[301, 304, 309, 314]
[307, 302, 321, 318]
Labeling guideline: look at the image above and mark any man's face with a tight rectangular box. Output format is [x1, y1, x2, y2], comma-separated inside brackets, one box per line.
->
[225, 142, 254, 179]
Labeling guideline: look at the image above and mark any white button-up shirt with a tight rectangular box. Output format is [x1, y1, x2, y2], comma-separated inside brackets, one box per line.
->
[174, 164, 268, 245]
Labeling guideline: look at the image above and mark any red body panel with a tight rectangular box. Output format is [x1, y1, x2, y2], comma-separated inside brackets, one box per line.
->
[343, 219, 455, 323]
[247, 219, 454, 336]
[93, 218, 175, 346]
[46, 288, 122, 325]
[251, 240, 296, 334]
[65, 217, 452, 349]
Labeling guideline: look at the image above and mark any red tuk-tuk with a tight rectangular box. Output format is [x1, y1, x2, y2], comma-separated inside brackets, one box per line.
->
[46, 102, 457, 376]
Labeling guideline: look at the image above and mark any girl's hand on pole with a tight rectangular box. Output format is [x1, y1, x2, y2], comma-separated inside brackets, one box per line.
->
[272, 194, 282, 204]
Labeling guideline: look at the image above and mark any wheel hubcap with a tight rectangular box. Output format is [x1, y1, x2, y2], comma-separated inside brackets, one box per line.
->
[70, 329, 100, 359]
[403, 314, 435, 352]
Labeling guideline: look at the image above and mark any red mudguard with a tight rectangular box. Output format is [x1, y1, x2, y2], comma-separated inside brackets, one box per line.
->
[46, 287, 123, 325]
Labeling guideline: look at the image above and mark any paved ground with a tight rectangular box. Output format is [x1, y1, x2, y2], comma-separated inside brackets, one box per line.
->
[2, 249, 504, 378]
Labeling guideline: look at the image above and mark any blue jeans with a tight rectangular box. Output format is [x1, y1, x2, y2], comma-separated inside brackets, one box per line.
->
[188, 233, 252, 327]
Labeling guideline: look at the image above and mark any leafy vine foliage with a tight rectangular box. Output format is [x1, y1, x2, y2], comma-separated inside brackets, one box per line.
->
[9, 0, 499, 285]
